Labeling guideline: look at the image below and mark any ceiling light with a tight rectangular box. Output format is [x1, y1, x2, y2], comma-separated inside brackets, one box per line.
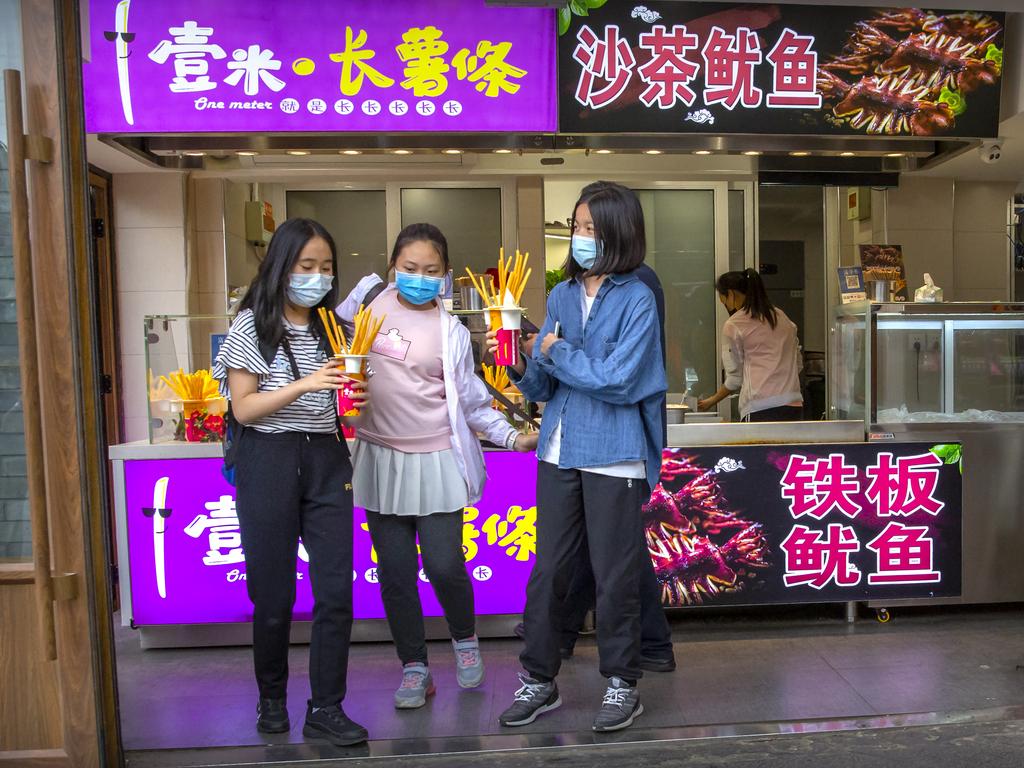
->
[493, 148, 513, 154]
[742, 150, 762, 156]
[789, 151, 810, 157]
[392, 149, 412, 155]
[644, 149, 663, 155]
[694, 150, 712, 155]
[885, 152, 905, 158]
[443, 149, 463, 155]
[286, 150, 310, 156]
[595, 149, 614, 154]
[340, 149, 362, 155]
[840, 151, 856, 157]
[183, 151, 206, 157]
[235, 150, 258, 157]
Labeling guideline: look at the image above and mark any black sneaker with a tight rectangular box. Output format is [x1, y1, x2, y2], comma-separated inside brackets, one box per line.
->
[592, 677, 643, 732]
[639, 653, 676, 673]
[498, 673, 561, 727]
[256, 697, 289, 733]
[302, 701, 368, 746]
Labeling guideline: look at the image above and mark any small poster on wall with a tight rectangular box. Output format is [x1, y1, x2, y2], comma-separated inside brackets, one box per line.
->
[859, 244, 909, 301]
[837, 266, 867, 304]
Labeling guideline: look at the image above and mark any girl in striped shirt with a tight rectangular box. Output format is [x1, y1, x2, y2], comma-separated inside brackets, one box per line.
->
[213, 218, 367, 746]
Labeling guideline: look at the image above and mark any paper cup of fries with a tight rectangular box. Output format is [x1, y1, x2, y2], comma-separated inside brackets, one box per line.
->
[318, 304, 384, 418]
[494, 306, 523, 366]
[465, 248, 532, 367]
[336, 354, 369, 416]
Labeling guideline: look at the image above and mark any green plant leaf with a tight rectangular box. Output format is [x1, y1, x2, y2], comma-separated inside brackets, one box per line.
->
[586, 0, 609, 8]
[569, 0, 587, 16]
[930, 443, 956, 459]
[557, 7, 572, 36]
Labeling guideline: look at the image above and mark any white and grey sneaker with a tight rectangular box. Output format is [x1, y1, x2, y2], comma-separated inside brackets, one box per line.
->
[394, 663, 435, 709]
[498, 673, 561, 727]
[592, 677, 643, 732]
[453, 635, 485, 688]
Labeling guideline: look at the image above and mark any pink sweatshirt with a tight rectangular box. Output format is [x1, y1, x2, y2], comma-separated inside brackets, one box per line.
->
[722, 308, 803, 418]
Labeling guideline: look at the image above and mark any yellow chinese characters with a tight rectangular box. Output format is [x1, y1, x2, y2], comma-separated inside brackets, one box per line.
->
[330, 27, 395, 96]
[396, 26, 450, 97]
[453, 41, 526, 97]
[482, 505, 536, 561]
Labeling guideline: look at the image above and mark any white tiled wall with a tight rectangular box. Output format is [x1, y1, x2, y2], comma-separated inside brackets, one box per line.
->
[113, 172, 188, 442]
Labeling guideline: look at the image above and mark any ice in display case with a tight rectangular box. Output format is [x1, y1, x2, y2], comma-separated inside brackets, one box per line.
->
[144, 315, 232, 443]
[831, 302, 1024, 425]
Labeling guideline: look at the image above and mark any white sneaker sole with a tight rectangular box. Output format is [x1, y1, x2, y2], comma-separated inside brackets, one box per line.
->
[457, 669, 485, 689]
[394, 684, 436, 710]
[501, 696, 562, 727]
[593, 702, 644, 732]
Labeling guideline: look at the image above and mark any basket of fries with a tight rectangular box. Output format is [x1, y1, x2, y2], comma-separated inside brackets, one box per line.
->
[158, 368, 227, 442]
[465, 248, 530, 367]
[318, 305, 386, 416]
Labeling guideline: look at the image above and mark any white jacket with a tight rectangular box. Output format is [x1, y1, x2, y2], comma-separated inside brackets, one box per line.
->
[337, 275, 517, 504]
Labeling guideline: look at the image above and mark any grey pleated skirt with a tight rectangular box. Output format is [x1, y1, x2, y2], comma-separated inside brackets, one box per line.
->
[352, 440, 470, 516]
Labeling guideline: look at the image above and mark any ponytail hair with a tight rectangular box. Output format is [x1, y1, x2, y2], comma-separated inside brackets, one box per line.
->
[716, 268, 777, 329]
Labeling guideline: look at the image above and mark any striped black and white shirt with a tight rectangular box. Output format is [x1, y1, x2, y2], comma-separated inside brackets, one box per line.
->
[213, 309, 336, 434]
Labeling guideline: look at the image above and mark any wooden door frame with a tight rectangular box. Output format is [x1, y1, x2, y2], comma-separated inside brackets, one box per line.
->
[0, 1, 121, 766]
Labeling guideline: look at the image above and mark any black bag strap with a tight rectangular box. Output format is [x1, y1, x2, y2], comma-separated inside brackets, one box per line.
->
[477, 375, 540, 430]
[362, 280, 386, 308]
[280, 336, 302, 381]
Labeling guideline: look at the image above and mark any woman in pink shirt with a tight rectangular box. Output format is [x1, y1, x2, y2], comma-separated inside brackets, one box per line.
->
[337, 223, 537, 709]
[699, 269, 804, 422]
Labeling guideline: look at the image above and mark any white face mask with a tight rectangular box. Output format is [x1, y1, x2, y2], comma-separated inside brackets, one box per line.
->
[287, 273, 333, 307]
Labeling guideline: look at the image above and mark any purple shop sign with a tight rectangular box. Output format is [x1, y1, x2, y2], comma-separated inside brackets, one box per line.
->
[84, 0, 557, 134]
[123, 453, 537, 625]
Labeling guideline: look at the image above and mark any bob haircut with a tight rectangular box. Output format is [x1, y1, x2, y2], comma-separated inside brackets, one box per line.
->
[238, 217, 338, 349]
[388, 222, 450, 272]
[565, 180, 646, 279]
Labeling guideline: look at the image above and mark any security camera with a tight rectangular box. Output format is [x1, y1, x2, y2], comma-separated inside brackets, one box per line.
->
[979, 140, 1002, 164]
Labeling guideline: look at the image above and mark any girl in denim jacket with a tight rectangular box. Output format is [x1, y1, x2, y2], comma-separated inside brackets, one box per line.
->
[493, 182, 667, 732]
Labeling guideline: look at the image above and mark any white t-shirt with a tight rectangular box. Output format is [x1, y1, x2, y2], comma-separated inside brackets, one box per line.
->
[540, 294, 646, 479]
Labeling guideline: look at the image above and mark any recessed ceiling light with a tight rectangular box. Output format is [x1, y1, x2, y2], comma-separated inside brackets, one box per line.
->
[885, 152, 905, 158]
[236, 150, 258, 157]
[595, 149, 614, 154]
[789, 151, 811, 157]
[443, 149, 463, 155]
[392, 149, 412, 155]
[743, 150, 762, 156]
[694, 150, 712, 155]
[493, 148, 513, 154]
[644, 149, 663, 155]
[840, 151, 856, 157]
[183, 151, 206, 157]
[340, 149, 362, 155]
[286, 150, 310, 156]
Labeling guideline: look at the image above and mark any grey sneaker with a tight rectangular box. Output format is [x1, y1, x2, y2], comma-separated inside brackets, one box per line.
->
[453, 635, 485, 688]
[394, 663, 435, 709]
[592, 677, 643, 732]
[498, 673, 561, 727]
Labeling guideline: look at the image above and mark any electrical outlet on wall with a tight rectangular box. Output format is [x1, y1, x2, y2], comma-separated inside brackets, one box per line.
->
[909, 333, 924, 351]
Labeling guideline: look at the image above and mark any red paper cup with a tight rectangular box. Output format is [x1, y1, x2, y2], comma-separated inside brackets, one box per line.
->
[494, 306, 523, 366]
[336, 355, 367, 416]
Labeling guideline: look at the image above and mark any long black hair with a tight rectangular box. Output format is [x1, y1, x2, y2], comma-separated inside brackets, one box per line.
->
[388, 222, 450, 272]
[565, 181, 646, 279]
[716, 268, 777, 329]
[239, 217, 338, 349]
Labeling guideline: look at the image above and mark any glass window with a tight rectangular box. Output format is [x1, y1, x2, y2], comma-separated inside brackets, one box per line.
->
[953, 326, 1024, 413]
[286, 190, 388, 292]
[400, 187, 502, 276]
[636, 189, 717, 396]
[0, 0, 28, 560]
[728, 189, 745, 272]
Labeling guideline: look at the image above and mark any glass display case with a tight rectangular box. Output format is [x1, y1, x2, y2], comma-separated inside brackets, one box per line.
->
[144, 314, 232, 443]
[831, 303, 1024, 425]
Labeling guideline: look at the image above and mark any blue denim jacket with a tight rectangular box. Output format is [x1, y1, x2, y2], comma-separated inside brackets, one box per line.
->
[512, 270, 667, 484]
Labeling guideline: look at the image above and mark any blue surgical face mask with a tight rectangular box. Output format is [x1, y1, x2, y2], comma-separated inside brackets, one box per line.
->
[571, 234, 601, 271]
[395, 270, 444, 305]
[287, 272, 333, 308]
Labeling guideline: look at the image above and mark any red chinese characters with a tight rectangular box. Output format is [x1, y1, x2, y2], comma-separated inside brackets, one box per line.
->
[572, 25, 636, 109]
[766, 28, 822, 107]
[702, 26, 763, 110]
[866, 522, 941, 584]
[780, 524, 862, 589]
[637, 24, 701, 108]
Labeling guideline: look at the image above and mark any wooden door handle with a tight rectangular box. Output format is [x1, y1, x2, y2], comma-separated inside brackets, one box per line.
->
[4, 68, 59, 661]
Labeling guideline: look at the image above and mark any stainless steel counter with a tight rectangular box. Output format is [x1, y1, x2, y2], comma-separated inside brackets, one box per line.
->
[668, 420, 863, 447]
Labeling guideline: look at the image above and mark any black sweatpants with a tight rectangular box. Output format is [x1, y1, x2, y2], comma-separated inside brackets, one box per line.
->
[364, 510, 475, 666]
[235, 429, 354, 708]
[521, 462, 647, 682]
[559, 531, 674, 660]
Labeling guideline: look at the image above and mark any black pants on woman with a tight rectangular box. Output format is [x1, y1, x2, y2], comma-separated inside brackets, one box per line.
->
[235, 429, 354, 708]
[521, 462, 647, 683]
[364, 510, 476, 665]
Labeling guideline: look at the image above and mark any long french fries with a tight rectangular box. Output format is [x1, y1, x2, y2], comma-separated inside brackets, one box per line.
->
[317, 305, 384, 356]
[482, 362, 510, 393]
[466, 248, 531, 309]
[160, 368, 220, 401]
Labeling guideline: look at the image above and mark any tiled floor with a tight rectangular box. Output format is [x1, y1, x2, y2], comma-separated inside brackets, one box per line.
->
[116, 606, 1024, 753]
